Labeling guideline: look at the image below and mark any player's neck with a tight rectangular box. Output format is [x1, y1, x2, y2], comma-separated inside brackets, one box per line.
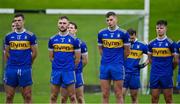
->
[59, 31, 69, 36]
[157, 35, 167, 40]
[108, 25, 119, 31]
[15, 28, 26, 34]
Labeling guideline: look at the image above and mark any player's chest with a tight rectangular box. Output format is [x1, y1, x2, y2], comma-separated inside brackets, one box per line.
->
[52, 37, 74, 45]
[152, 41, 170, 48]
[9, 34, 30, 41]
[101, 32, 122, 39]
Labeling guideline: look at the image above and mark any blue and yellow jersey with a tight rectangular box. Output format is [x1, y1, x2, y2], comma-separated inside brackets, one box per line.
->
[98, 26, 130, 65]
[148, 36, 177, 76]
[48, 32, 81, 71]
[76, 39, 88, 73]
[4, 29, 37, 68]
[125, 39, 148, 75]
[177, 40, 180, 75]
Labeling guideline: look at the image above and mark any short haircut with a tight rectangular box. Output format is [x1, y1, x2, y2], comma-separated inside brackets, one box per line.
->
[69, 21, 78, 29]
[14, 13, 25, 20]
[105, 11, 116, 18]
[127, 28, 136, 36]
[156, 20, 167, 26]
[59, 16, 69, 20]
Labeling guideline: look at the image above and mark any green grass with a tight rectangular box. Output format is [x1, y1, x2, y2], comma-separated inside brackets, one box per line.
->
[1, 92, 180, 103]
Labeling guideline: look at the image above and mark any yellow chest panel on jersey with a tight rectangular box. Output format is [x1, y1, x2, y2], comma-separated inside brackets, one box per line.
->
[10, 41, 30, 50]
[53, 44, 74, 52]
[152, 48, 172, 57]
[102, 39, 123, 48]
[128, 50, 143, 59]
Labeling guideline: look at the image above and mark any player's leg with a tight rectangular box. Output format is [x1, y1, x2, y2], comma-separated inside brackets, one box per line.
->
[76, 86, 84, 104]
[111, 65, 124, 103]
[50, 70, 61, 103]
[4, 84, 16, 103]
[122, 88, 128, 102]
[66, 84, 76, 103]
[163, 88, 173, 103]
[150, 75, 161, 103]
[129, 74, 140, 104]
[113, 80, 124, 103]
[161, 75, 173, 103]
[60, 87, 68, 103]
[100, 79, 111, 103]
[4, 68, 18, 103]
[21, 85, 32, 103]
[50, 84, 60, 103]
[123, 73, 130, 102]
[151, 89, 160, 103]
[75, 72, 85, 103]
[19, 68, 33, 103]
[63, 71, 77, 103]
[130, 89, 138, 104]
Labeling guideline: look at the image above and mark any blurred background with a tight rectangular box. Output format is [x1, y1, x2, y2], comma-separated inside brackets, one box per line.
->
[0, 0, 180, 103]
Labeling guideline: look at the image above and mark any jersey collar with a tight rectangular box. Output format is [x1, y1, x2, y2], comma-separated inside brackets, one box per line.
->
[15, 28, 26, 34]
[58, 31, 69, 37]
[108, 25, 119, 32]
[156, 35, 167, 41]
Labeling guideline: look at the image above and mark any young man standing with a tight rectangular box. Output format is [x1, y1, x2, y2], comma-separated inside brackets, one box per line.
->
[97, 11, 130, 103]
[60, 22, 88, 104]
[48, 16, 81, 103]
[123, 28, 148, 103]
[148, 20, 178, 103]
[4, 13, 38, 103]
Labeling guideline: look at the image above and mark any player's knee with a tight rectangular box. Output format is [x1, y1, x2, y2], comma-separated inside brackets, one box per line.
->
[102, 92, 109, 99]
[6, 93, 14, 102]
[51, 94, 58, 101]
[61, 96, 68, 103]
[69, 94, 76, 102]
[151, 96, 159, 103]
[77, 96, 84, 103]
[164, 95, 173, 103]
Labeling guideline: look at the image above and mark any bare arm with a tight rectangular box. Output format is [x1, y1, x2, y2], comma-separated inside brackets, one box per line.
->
[124, 45, 130, 59]
[31, 45, 37, 64]
[49, 51, 54, 62]
[82, 53, 88, 68]
[98, 46, 103, 56]
[75, 51, 81, 67]
[4, 46, 10, 62]
[173, 54, 179, 70]
[148, 53, 152, 64]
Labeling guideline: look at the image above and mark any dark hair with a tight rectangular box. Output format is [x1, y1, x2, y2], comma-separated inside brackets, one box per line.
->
[105, 11, 116, 18]
[59, 16, 69, 20]
[156, 20, 167, 26]
[69, 21, 78, 29]
[14, 13, 25, 20]
[127, 28, 136, 36]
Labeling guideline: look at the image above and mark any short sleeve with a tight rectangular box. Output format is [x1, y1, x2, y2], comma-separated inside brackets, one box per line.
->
[74, 38, 81, 51]
[98, 32, 102, 46]
[148, 42, 153, 54]
[81, 42, 88, 55]
[4, 35, 10, 46]
[48, 38, 53, 51]
[170, 42, 178, 54]
[30, 34, 37, 45]
[123, 32, 130, 45]
[143, 44, 148, 54]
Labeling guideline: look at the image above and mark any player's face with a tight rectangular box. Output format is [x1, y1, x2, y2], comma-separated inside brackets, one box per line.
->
[130, 33, 136, 42]
[156, 25, 167, 37]
[68, 24, 77, 35]
[58, 19, 69, 32]
[14, 16, 24, 30]
[11, 22, 16, 31]
[106, 16, 117, 29]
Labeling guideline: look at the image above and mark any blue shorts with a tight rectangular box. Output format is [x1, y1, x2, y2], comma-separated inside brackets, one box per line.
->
[4, 68, 32, 87]
[100, 64, 125, 80]
[50, 70, 76, 86]
[62, 72, 84, 88]
[176, 75, 180, 90]
[150, 75, 173, 89]
[123, 73, 140, 89]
